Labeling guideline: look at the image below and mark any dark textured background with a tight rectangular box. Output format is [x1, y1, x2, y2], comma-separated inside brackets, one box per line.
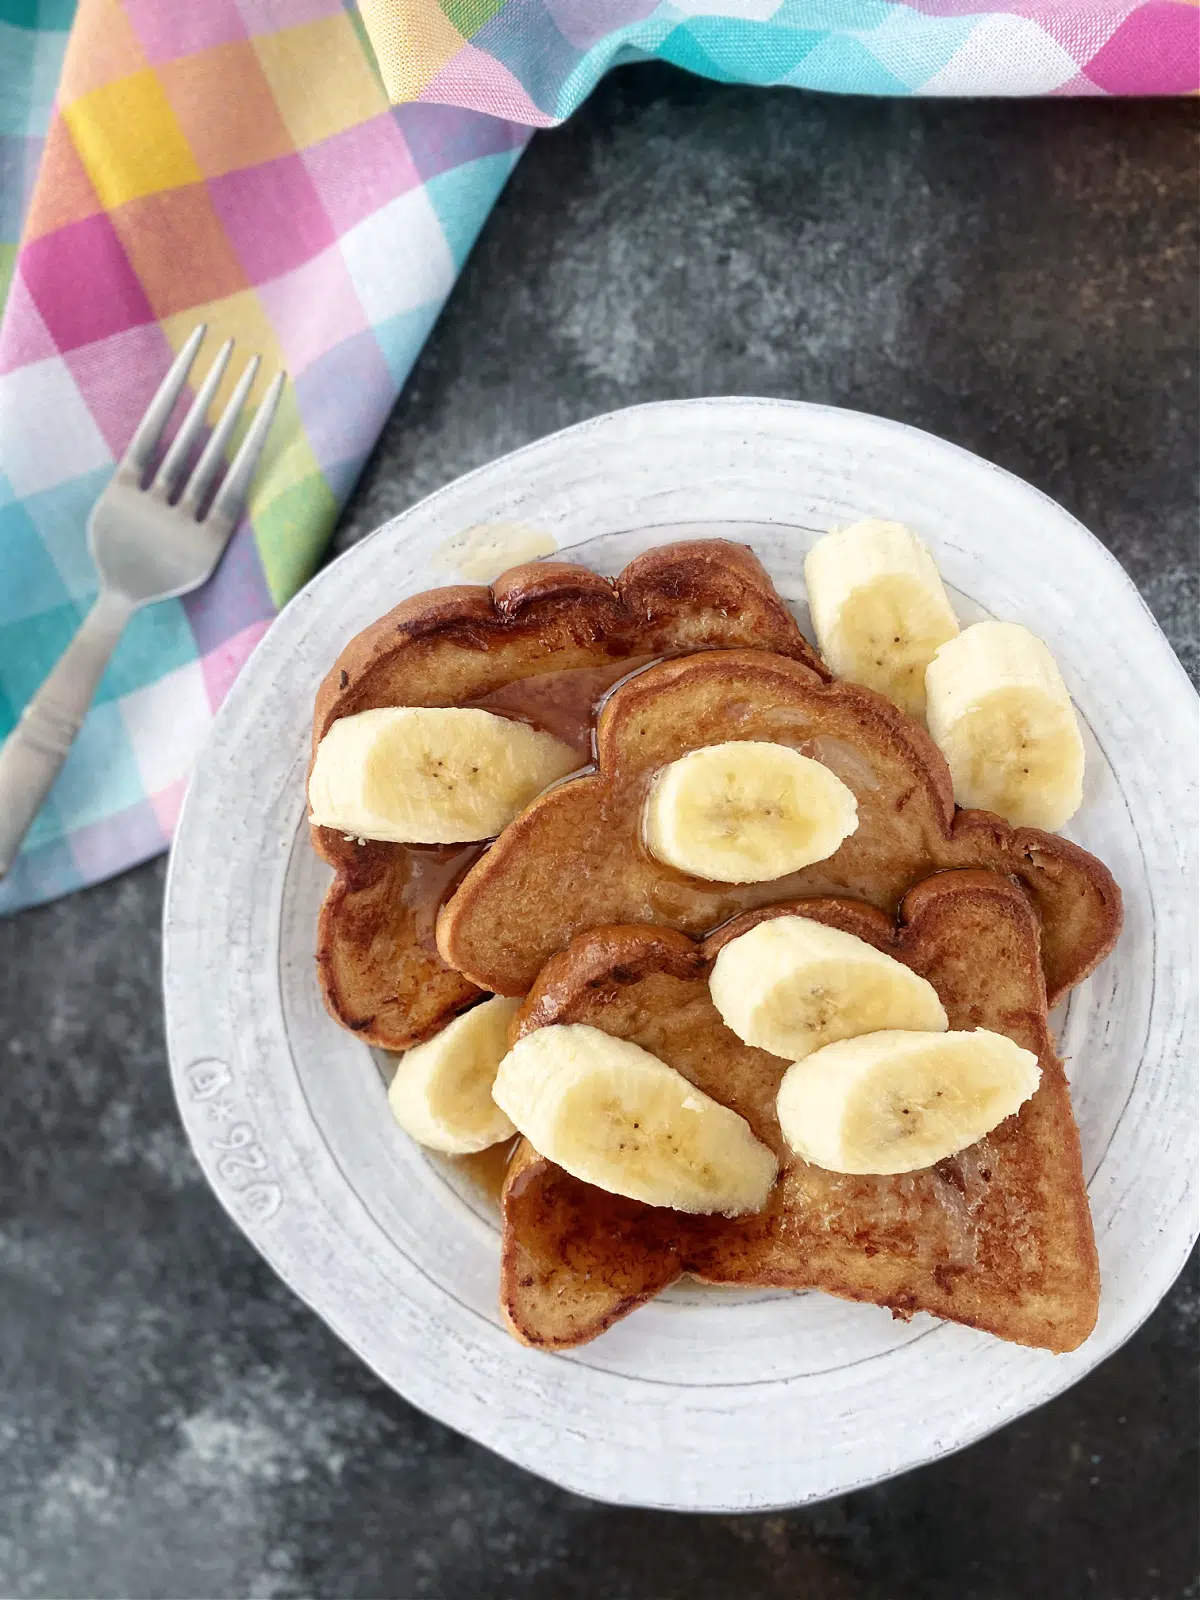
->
[2, 68, 1197, 1600]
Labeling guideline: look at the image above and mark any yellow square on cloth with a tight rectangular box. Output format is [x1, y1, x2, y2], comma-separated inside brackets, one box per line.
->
[357, 0, 467, 102]
[64, 68, 203, 211]
[160, 288, 288, 415]
[254, 14, 389, 150]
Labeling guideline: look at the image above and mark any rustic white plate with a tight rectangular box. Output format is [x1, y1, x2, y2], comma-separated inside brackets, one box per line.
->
[163, 398, 1198, 1511]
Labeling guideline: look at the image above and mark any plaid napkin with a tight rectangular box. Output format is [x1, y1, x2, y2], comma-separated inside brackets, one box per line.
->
[1, 3, 1195, 915]
[360, 1, 1200, 114]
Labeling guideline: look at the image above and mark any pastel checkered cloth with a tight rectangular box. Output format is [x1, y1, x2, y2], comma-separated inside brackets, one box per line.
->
[1, 2, 1195, 914]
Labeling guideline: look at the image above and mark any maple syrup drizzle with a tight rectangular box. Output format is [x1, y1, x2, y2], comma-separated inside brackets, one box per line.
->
[467, 655, 658, 759]
[448, 1135, 520, 1211]
[399, 844, 482, 954]
[372, 1051, 515, 1212]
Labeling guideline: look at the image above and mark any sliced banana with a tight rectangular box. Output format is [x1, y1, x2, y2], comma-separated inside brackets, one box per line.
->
[804, 520, 960, 717]
[308, 706, 579, 843]
[776, 1028, 1040, 1175]
[710, 917, 947, 1061]
[492, 1023, 777, 1215]
[641, 741, 858, 884]
[924, 621, 1085, 831]
[387, 996, 520, 1154]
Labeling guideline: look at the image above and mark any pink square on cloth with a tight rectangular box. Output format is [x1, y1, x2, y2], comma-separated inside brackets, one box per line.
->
[122, 0, 249, 61]
[21, 211, 156, 354]
[235, 0, 347, 29]
[1049, 71, 1108, 96]
[64, 321, 176, 457]
[200, 619, 273, 713]
[1085, 3, 1200, 93]
[421, 44, 556, 128]
[302, 114, 421, 234]
[208, 152, 337, 283]
[0, 268, 60, 375]
[149, 776, 190, 836]
[258, 245, 368, 376]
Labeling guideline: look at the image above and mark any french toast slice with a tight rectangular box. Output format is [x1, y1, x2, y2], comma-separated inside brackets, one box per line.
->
[500, 871, 1101, 1353]
[438, 650, 1121, 1007]
[310, 543, 825, 1049]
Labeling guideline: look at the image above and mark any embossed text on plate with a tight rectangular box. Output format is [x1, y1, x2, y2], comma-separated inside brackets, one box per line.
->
[184, 1057, 283, 1222]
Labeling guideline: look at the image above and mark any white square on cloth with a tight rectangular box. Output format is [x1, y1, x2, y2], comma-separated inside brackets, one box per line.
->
[118, 657, 212, 797]
[339, 186, 457, 327]
[0, 355, 112, 499]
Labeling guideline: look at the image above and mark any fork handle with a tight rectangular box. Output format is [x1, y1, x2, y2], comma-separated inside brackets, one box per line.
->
[0, 589, 134, 879]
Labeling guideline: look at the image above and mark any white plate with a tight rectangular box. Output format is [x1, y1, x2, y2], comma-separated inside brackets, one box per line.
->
[163, 398, 1198, 1511]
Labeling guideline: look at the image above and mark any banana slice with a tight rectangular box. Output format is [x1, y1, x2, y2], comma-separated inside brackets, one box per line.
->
[804, 520, 959, 717]
[776, 1028, 1040, 1175]
[710, 917, 947, 1061]
[309, 706, 579, 844]
[924, 621, 1085, 831]
[387, 995, 520, 1153]
[642, 741, 858, 884]
[492, 1023, 777, 1215]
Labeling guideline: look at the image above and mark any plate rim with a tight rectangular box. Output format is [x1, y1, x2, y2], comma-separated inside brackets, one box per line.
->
[300, 395, 1197, 706]
[164, 394, 1199, 1511]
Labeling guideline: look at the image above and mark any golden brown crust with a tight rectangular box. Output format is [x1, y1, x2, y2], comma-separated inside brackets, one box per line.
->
[315, 844, 482, 1043]
[511, 923, 706, 1039]
[500, 871, 1100, 1353]
[439, 650, 1121, 1008]
[310, 542, 824, 1049]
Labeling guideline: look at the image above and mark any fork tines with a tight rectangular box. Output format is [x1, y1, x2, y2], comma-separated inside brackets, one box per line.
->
[120, 324, 285, 532]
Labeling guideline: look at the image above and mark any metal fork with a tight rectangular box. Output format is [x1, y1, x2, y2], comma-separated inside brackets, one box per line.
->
[0, 326, 285, 878]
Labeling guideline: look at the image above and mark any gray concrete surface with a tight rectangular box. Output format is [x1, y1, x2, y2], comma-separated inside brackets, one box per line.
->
[1, 67, 1197, 1600]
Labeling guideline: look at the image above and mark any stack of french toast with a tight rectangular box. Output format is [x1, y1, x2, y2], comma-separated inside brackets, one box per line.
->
[307, 528, 1121, 1354]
